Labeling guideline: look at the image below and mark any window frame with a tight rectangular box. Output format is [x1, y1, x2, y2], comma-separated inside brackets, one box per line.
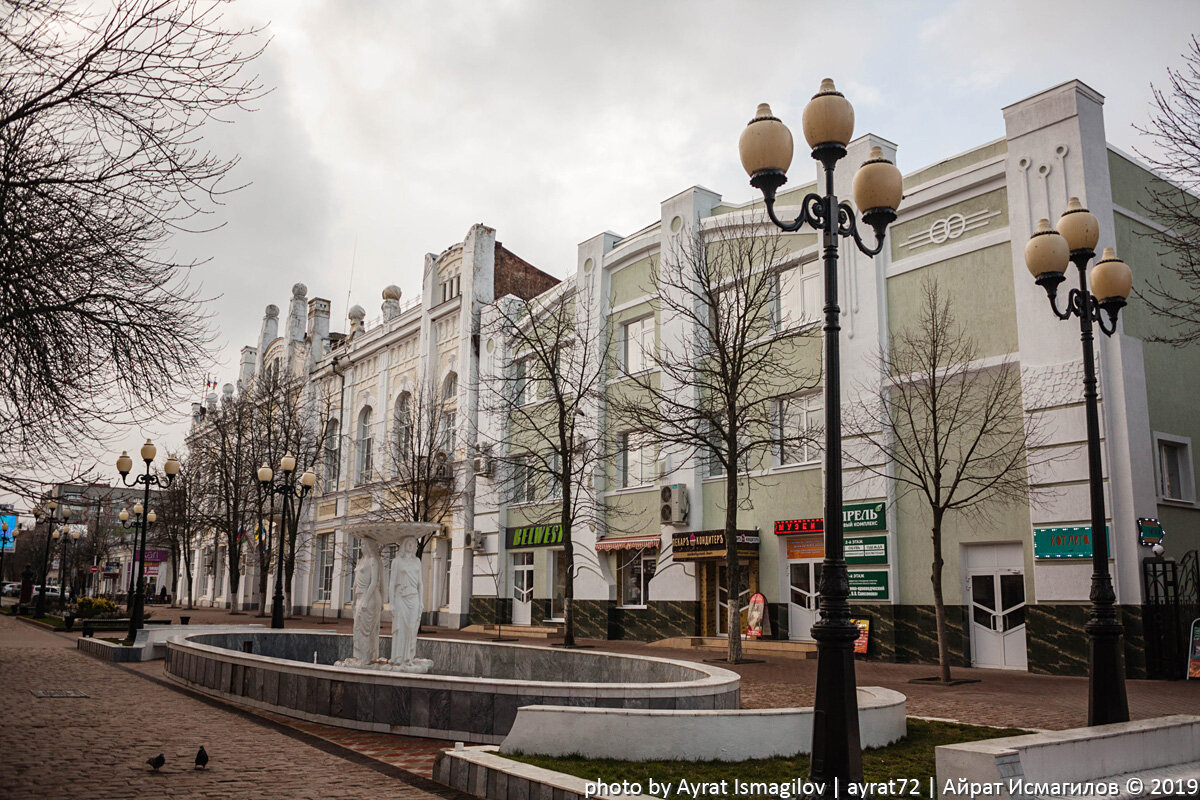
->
[616, 549, 657, 608]
[621, 314, 654, 374]
[775, 392, 823, 467]
[1154, 431, 1196, 505]
[618, 431, 653, 489]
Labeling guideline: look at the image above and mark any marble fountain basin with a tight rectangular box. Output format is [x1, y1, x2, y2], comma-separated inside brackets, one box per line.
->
[164, 630, 741, 743]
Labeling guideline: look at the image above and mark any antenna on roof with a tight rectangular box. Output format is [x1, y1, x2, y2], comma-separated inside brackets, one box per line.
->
[344, 235, 357, 332]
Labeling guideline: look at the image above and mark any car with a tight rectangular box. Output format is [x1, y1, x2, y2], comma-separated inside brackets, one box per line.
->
[2, 582, 19, 597]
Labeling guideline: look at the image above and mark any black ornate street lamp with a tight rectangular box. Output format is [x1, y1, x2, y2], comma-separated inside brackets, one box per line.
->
[739, 79, 903, 792]
[116, 440, 178, 641]
[34, 500, 71, 617]
[51, 526, 81, 609]
[1024, 199, 1133, 726]
[118, 503, 154, 611]
[257, 453, 317, 629]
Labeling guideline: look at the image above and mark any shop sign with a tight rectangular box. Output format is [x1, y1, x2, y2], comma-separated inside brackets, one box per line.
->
[1033, 525, 1110, 559]
[103, 560, 120, 575]
[785, 535, 824, 560]
[775, 518, 822, 535]
[1137, 518, 1165, 548]
[845, 535, 888, 565]
[776, 504, 886, 537]
[848, 569, 889, 600]
[506, 524, 564, 549]
[746, 593, 769, 639]
[143, 563, 160, 577]
[135, 549, 170, 562]
[843, 502, 886, 532]
[671, 530, 759, 561]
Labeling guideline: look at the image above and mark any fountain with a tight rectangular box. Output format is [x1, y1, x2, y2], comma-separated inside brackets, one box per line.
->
[164, 524, 740, 743]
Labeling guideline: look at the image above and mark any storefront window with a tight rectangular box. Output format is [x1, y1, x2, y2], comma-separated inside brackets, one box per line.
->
[618, 550, 656, 607]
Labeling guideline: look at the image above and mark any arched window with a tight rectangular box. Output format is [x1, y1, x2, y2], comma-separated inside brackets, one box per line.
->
[356, 406, 374, 484]
[323, 418, 340, 485]
[394, 392, 413, 459]
[439, 373, 458, 453]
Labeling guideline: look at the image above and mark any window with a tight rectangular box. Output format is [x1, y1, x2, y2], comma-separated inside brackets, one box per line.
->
[314, 533, 335, 603]
[439, 274, 461, 304]
[356, 406, 374, 485]
[619, 432, 653, 488]
[514, 359, 529, 405]
[323, 419, 340, 485]
[776, 393, 822, 466]
[618, 550, 656, 607]
[440, 373, 458, 453]
[622, 315, 654, 373]
[777, 266, 821, 329]
[547, 450, 562, 499]
[512, 455, 536, 504]
[394, 393, 413, 459]
[1155, 433, 1195, 503]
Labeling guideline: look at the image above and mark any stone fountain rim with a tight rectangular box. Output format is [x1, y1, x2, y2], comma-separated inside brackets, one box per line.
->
[166, 630, 742, 692]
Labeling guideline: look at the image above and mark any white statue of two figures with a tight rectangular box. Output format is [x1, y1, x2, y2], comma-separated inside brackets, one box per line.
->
[335, 524, 439, 674]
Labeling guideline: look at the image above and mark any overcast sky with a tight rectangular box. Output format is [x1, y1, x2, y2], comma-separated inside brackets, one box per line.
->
[128, 0, 1200, 460]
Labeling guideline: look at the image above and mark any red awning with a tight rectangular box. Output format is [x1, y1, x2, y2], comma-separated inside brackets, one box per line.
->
[594, 534, 661, 552]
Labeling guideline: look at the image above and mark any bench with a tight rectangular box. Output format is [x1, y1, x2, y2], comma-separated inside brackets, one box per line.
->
[81, 619, 131, 637]
[80, 618, 174, 637]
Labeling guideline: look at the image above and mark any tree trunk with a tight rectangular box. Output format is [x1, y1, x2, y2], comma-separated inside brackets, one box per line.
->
[227, 540, 241, 612]
[168, 546, 179, 608]
[562, 504, 575, 647]
[724, 462, 743, 664]
[931, 511, 952, 683]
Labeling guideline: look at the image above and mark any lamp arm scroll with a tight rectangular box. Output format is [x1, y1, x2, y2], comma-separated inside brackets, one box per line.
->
[763, 192, 827, 234]
[836, 201, 886, 257]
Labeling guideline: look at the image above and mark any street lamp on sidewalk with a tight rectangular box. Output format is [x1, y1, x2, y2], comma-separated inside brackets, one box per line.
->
[257, 453, 317, 629]
[34, 500, 70, 617]
[1024, 200, 1133, 725]
[116, 440, 178, 641]
[738, 79, 903, 792]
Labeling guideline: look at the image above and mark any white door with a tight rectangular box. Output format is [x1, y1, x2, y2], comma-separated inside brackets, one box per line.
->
[788, 562, 821, 641]
[716, 565, 751, 636]
[965, 543, 1027, 670]
[511, 552, 533, 626]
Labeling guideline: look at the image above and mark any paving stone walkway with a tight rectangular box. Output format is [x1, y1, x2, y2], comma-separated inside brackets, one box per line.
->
[0, 614, 465, 800]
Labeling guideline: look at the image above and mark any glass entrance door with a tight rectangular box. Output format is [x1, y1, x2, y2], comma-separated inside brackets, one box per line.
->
[511, 552, 533, 625]
[549, 549, 567, 620]
[788, 561, 822, 641]
[968, 570, 1027, 669]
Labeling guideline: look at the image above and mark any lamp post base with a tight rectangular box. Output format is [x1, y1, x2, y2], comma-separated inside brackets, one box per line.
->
[808, 615, 864, 795]
[1086, 617, 1129, 726]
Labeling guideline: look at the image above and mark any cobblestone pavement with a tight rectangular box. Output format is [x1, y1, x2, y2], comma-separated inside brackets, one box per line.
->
[0, 614, 467, 800]
[121, 605, 1200, 731]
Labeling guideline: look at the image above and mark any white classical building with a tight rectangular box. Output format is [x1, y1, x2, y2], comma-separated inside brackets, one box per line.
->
[180, 80, 1200, 678]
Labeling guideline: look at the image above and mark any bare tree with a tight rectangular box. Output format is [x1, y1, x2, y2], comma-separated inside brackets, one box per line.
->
[610, 220, 819, 663]
[370, 374, 461, 560]
[158, 455, 204, 608]
[0, 0, 266, 497]
[480, 279, 611, 647]
[844, 279, 1047, 682]
[190, 388, 256, 611]
[1133, 35, 1200, 343]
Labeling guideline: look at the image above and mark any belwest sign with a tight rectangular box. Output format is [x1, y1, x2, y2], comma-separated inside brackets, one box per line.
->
[507, 524, 564, 549]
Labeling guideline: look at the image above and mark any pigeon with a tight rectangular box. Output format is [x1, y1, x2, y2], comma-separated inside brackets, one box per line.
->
[195, 746, 208, 770]
[146, 753, 165, 771]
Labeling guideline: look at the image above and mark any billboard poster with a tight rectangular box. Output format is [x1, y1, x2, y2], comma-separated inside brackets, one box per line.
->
[850, 618, 871, 655]
[0, 513, 15, 552]
[1189, 619, 1200, 680]
[746, 592, 769, 639]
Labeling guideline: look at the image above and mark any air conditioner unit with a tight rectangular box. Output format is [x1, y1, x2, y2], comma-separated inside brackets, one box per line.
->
[473, 452, 492, 477]
[660, 483, 689, 525]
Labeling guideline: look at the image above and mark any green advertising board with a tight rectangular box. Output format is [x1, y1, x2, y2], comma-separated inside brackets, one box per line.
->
[1033, 525, 1110, 559]
[507, 523, 564, 549]
[844, 534, 888, 565]
[843, 502, 886, 532]
[848, 569, 889, 600]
